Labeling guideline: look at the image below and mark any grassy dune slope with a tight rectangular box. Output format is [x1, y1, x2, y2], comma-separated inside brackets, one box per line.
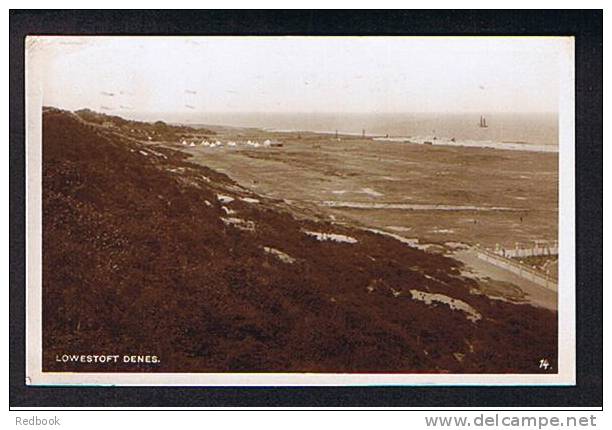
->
[42, 108, 557, 373]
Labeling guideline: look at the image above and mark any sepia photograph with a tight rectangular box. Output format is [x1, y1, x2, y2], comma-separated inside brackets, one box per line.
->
[24, 34, 576, 386]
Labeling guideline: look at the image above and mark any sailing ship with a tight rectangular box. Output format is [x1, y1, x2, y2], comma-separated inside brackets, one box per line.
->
[479, 115, 488, 128]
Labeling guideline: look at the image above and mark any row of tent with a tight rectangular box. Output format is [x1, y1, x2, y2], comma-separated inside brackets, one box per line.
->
[180, 139, 282, 148]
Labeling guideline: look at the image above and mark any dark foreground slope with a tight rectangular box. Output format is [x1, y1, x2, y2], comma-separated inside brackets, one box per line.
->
[42, 108, 557, 373]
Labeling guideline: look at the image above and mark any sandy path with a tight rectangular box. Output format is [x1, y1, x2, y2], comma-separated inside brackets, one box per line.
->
[453, 249, 557, 311]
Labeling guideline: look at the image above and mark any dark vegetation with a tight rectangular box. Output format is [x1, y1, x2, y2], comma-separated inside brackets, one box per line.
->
[43, 108, 557, 373]
[73, 108, 215, 142]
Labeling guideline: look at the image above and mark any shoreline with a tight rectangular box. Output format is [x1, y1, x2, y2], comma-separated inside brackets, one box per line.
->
[263, 127, 559, 153]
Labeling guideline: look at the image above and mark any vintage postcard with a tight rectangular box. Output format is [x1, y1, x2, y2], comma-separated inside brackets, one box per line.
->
[25, 36, 575, 386]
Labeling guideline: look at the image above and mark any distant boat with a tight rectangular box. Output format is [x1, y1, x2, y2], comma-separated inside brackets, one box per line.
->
[479, 115, 489, 128]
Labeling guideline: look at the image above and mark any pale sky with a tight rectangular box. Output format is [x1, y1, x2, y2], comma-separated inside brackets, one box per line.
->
[27, 36, 572, 117]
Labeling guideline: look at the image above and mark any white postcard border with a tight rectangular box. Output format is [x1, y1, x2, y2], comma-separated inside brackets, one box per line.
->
[25, 36, 576, 386]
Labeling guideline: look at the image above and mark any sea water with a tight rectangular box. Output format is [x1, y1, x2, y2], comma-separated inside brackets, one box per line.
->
[145, 111, 559, 152]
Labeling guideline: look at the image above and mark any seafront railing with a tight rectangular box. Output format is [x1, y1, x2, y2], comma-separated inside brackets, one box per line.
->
[473, 245, 558, 292]
[491, 241, 558, 259]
